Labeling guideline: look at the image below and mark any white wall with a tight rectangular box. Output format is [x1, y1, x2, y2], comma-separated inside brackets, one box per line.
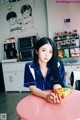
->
[46, 0, 80, 39]
[0, 0, 48, 61]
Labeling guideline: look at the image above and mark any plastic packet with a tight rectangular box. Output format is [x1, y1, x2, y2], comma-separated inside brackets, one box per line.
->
[55, 88, 73, 99]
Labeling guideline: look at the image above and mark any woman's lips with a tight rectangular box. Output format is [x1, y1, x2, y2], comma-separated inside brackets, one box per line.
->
[44, 58, 48, 60]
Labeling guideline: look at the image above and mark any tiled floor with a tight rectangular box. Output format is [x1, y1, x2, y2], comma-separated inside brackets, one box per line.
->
[0, 92, 31, 120]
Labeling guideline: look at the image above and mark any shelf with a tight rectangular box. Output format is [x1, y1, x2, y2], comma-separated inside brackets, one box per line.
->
[57, 46, 80, 50]
[54, 36, 80, 59]
[54, 36, 79, 41]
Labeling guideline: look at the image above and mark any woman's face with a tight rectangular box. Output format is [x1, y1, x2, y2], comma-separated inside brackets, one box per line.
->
[36, 43, 53, 64]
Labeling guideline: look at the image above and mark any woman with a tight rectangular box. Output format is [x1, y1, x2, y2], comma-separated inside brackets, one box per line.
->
[24, 37, 66, 104]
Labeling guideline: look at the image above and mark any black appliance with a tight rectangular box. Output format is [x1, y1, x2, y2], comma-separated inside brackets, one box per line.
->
[18, 36, 37, 61]
[4, 42, 17, 59]
[0, 63, 5, 92]
[70, 71, 80, 90]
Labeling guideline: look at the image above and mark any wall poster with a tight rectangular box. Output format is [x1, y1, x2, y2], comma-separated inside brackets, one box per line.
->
[6, 1, 35, 35]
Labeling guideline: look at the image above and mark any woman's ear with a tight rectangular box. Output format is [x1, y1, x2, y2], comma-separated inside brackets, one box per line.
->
[35, 50, 38, 54]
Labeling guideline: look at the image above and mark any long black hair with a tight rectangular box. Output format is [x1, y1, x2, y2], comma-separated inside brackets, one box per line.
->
[33, 37, 65, 87]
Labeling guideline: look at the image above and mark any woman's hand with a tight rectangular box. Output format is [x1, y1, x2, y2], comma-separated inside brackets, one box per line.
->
[45, 92, 61, 104]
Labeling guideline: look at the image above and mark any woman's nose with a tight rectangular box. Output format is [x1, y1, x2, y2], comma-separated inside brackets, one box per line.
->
[45, 52, 49, 56]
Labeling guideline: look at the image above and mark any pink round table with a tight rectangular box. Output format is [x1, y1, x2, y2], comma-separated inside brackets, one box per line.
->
[16, 90, 80, 120]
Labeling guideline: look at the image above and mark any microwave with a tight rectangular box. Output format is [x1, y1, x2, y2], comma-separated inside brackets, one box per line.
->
[18, 36, 37, 51]
[18, 36, 38, 61]
[19, 49, 34, 61]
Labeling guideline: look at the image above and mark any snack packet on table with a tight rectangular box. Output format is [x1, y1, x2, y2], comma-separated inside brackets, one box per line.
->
[55, 88, 73, 99]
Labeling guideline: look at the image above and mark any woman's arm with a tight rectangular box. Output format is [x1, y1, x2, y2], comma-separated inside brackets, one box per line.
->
[29, 86, 55, 103]
[29, 85, 48, 99]
[29, 85, 61, 104]
[53, 84, 62, 92]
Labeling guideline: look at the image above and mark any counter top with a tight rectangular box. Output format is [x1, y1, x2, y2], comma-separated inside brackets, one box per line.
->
[2, 59, 80, 65]
[63, 62, 80, 66]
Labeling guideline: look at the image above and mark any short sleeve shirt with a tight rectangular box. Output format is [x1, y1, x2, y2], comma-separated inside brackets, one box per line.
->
[24, 59, 66, 90]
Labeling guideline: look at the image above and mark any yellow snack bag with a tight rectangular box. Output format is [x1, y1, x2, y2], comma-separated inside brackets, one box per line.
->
[55, 88, 73, 99]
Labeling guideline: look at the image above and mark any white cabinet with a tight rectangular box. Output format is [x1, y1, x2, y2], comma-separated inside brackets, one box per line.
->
[64, 64, 80, 86]
[2, 62, 30, 92]
[3, 72, 19, 91]
[17, 71, 28, 92]
[64, 65, 73, 86]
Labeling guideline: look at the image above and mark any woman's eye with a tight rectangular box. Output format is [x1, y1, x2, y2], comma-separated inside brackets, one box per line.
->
[42, 49, 45, 52]
[49, 51, 53, 53]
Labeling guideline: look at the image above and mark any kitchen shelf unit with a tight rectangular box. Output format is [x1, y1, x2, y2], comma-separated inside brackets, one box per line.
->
[54, 32, 80, 59]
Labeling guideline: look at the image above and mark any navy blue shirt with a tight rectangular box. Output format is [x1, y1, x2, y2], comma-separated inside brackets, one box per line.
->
[24, 59, 66, 90]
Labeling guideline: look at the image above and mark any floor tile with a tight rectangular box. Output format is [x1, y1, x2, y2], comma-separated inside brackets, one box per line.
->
[0, 92, 31, 120]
